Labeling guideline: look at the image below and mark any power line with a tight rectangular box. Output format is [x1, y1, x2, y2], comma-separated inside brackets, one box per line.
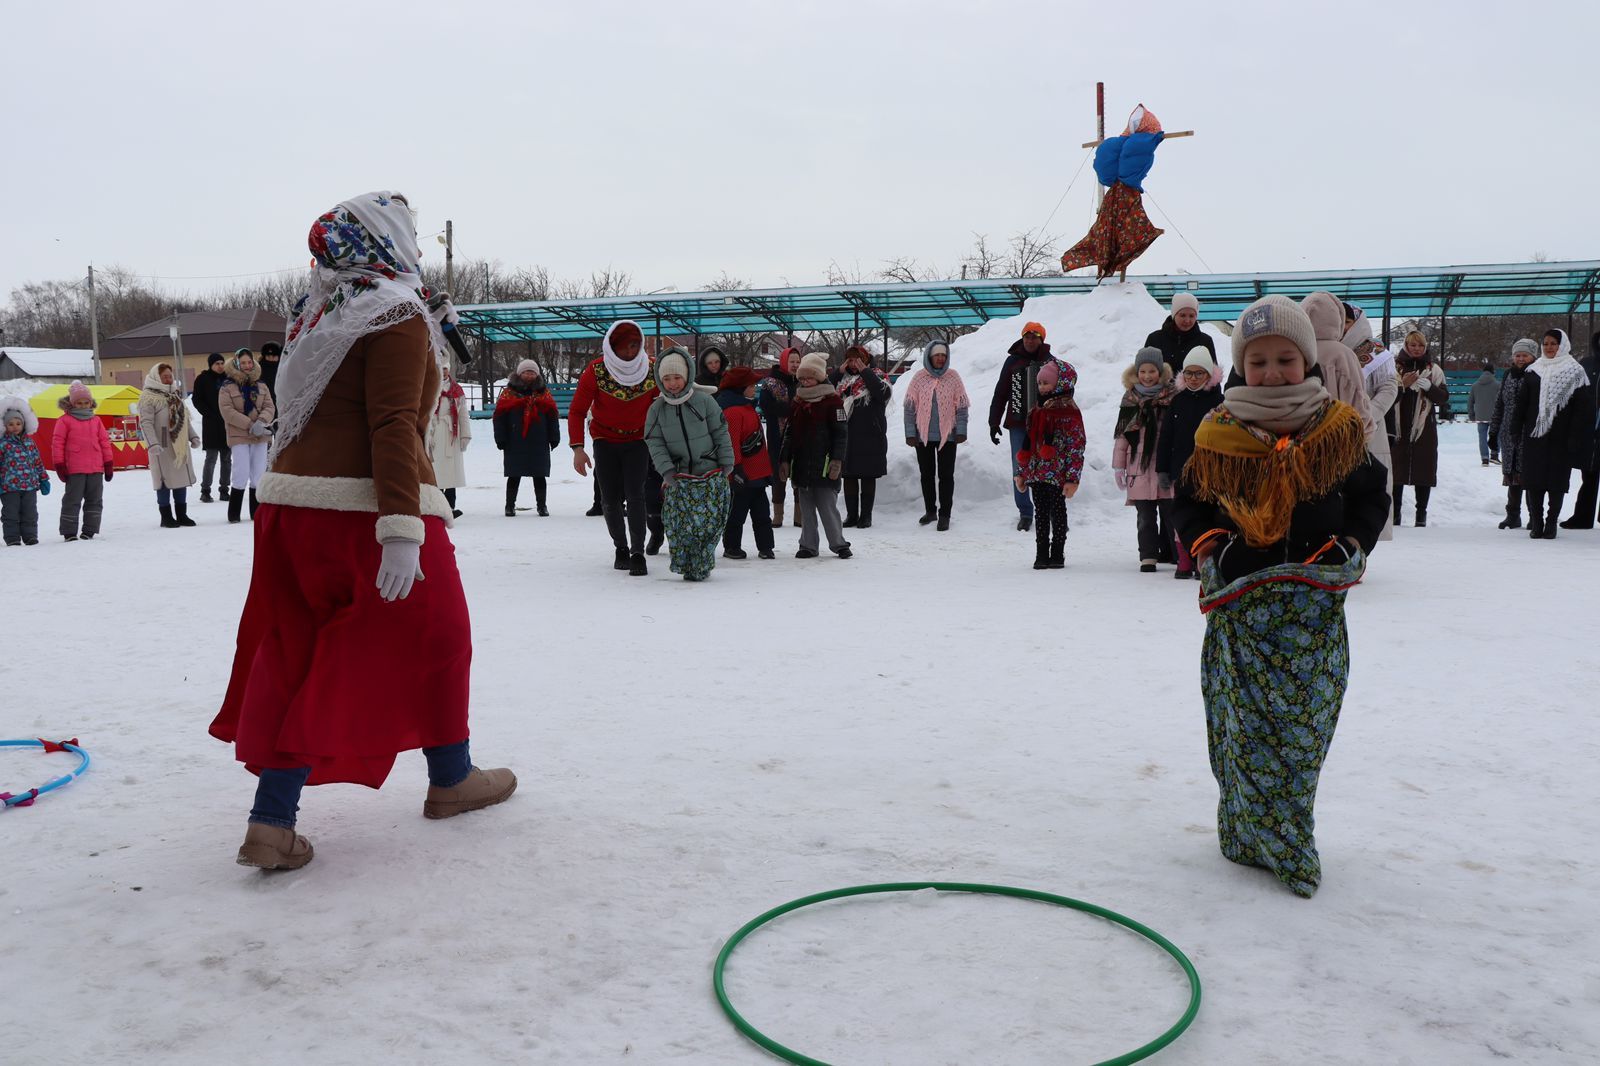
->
[1033, 150, 1094, 238]
[1145, 191, 1213, 274]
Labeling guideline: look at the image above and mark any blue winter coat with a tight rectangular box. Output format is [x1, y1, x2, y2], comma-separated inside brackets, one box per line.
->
[1092, 131, 1164, 192]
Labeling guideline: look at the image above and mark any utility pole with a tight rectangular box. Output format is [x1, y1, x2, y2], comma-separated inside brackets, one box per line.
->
[168, 318, 185, 394]
[87, 265, 103, 383]
[1095, 82, 1105, 211]
[445, 219, 454, 294]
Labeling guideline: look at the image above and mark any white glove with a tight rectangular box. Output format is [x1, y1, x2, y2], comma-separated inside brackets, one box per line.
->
[376, 539, 424, 602]
[429, 293, 460, 327]
[147, 444, 163, 458]
[249, 421, 271, 438]
[1114, 469, 1129, 490]
[189, 433, 201, 448]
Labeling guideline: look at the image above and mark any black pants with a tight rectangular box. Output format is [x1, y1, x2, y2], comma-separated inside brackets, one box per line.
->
[1134, 499, 1171, 561]
[505, 477, 546, 509]
[915, 442, 957, 517]
[1393, 483, 1431, 523]
[842, 477, 877, 521]
[594, 440, 653, 553]
[725, 477, 775, 552]
[201, 446, 231, 495]
[1031, 483, 1067, 561]
[1566, 463, 1599, 527]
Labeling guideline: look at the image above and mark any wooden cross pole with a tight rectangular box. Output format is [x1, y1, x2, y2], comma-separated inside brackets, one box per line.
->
[1080, 129, 1195, 150]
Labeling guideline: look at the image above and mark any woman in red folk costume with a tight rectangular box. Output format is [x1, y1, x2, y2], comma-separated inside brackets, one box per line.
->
[211, 191, 515, 871]
[1061, 105, 1167, 279]
[568, 320, 661, 575]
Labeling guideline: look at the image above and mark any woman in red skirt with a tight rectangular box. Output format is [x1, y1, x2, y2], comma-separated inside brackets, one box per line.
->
[211, 190, 515, 870]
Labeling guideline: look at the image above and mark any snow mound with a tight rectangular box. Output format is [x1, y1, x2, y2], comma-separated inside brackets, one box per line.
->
[883, 282, 1227, 525]
[0, 378, 52, 401]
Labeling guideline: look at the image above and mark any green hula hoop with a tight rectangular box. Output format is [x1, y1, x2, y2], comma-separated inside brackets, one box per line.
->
[712, 881, 1201, 1066]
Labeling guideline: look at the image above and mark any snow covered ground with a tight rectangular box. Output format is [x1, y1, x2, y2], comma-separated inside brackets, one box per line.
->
[4, 290, 1598, 1064]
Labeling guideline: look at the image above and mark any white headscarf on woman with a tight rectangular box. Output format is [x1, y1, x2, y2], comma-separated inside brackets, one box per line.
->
[272, 191, 445, 459]
[1529, 328, 1589, 439]
[601, 320, 650, 387]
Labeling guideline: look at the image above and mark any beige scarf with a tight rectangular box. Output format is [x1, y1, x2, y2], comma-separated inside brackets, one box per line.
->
[1218, 380, 1329, 435]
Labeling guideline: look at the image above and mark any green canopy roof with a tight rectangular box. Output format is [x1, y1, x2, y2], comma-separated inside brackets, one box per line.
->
[457, 260, 1600, 343]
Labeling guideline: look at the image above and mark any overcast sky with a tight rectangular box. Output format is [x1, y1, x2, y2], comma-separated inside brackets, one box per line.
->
[5, 0, 1597, 302]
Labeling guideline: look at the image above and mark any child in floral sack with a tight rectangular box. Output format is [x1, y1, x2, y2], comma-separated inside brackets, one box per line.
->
[52, 380, 115, 541]
[1013, 359, 1085, 569]
[1113, 346, 1178, 572]
[1, 396, 49, 546]
[1173, 295, 1389, 898]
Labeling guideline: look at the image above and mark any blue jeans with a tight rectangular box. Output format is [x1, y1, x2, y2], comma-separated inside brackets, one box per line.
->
[156, 487, 188, 507]
[248, 740, 473, 828]
[1009, 426, 1032, 517]
[1478, 422, 1493, 461]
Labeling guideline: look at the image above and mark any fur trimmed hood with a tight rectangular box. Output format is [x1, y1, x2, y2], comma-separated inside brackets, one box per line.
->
[1120, 362, 1174, 390]
[225, 356, 262, 386]
[0, 395, 39, 435]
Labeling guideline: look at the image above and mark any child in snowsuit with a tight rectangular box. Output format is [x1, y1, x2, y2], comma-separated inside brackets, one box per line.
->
[1013, 359, 1086, 569]
[1, 396, 49, 546]
[52, 380, 114, 541]
[1156, 347, 1223, 578]
[780, 352, 851, 559]
[1113, 346, 1178, 572]
[1173, 295, 1389, 898]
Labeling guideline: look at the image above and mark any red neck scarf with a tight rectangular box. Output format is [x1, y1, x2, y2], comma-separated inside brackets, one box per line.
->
[496, 384, 557, 434]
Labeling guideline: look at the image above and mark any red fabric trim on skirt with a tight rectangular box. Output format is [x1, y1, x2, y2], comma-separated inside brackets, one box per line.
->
[209, 505, 471, 788]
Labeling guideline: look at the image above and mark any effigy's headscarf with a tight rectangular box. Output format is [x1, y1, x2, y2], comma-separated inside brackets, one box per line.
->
[273, 190, 444, 458]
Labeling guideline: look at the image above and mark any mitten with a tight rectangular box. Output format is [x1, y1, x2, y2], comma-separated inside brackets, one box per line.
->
[1114, 469, 1129, 490]
[56, 466, 68, 483]
[40, 477, 51, 496]
[103, 463, 114, 481]
[906, 437, 918, 448]
[952, 434, 967, 444]
[989, 426, 1001, 445]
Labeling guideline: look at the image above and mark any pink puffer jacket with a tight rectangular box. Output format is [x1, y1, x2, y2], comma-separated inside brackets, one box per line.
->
[52, 408, 114, 475]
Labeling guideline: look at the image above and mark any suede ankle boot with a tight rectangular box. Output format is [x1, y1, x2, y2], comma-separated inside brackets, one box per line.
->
[237, 823, 314, 870]
[424, 766, 518, 819]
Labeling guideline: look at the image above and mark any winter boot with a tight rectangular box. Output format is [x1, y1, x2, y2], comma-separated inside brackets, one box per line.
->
[629, 553, 649, 576]
[422, 766, 518, 819]
[175, 501, 196, 527]
[1048, 543, 1066, 569]
[1499, 487, 1523, 529]
[534, 477, 549, 517]
[227, 493, 244, 524]
[919, 511, 937, 525]
[249, 489, 259, 519]
[1140, 560, 1158, 573]
[159, 504, 179, 529]
[1017, 514, 1033, 532]
[220, 486, 231, 503]
[236, 823, 314, 870]
[723, 545, 748, 560]
[614, 547, 630, 571]
[645, 518, 665, 556]
[936, 511, 950, 532]
[200, 490, 214, 503]
[1542, 494, 1562, 539]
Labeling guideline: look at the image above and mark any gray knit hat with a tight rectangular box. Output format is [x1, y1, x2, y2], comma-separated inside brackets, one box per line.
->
[1134, 346, 1165, 372]
[1511, 338, 1538, 357]
[1231, 295, 1319, 372]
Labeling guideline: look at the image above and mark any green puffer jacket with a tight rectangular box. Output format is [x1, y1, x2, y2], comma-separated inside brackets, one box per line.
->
[644, 387, 735, 477]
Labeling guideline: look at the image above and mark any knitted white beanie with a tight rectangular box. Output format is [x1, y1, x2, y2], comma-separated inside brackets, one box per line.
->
[1181, 347, 1216, 373]
[1171, 292, 1199, 316]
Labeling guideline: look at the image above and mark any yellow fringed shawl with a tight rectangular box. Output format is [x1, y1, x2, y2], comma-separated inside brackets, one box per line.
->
[1183, 400, 1367, 549]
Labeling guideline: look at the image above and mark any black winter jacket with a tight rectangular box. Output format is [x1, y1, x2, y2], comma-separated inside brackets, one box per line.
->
[1156, 386, 1222, 481]
[830, 368, 891, 478]
[780, 392, 848, 487]
[987, 340, 1053, 431]
[1172, 453, 1391, 585]
[1511, 372, 1594, 493]
[191, 368, 229, 451]
[1144, 317, 1217, 375]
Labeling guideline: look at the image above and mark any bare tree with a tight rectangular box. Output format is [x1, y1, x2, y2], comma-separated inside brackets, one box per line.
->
[1005, 231, 1063, 278]
[960, 233, 1003, 281]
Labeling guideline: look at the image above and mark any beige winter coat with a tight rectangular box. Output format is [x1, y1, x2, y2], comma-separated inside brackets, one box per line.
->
[425, 373, 473, 491]
[1302, 292, 1375, 444]
[137, 365, 200, 490]
[218, 358, 276, 448]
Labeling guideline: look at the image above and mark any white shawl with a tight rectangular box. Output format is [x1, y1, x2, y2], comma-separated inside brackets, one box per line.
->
[1529, 330, 1589, 439]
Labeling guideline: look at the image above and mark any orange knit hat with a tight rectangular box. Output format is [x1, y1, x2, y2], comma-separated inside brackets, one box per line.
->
[1021, 322, 1046, 340]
